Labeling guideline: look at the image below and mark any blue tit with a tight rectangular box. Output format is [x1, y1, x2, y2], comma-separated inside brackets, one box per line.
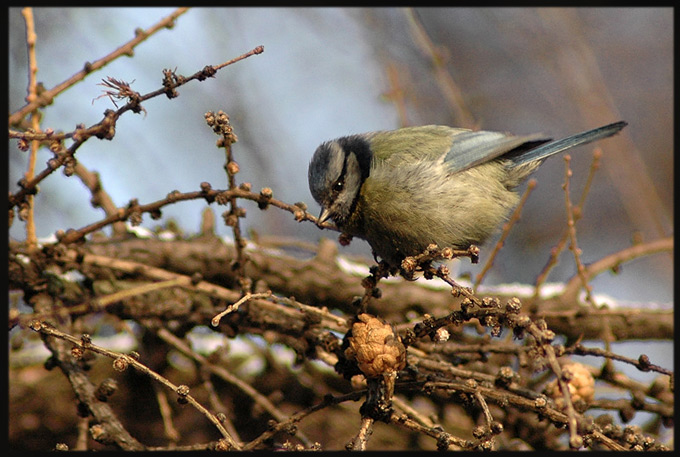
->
[308, 121, 627, 269]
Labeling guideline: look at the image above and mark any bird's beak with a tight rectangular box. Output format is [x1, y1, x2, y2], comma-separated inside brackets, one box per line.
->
[317, 207, 332, 225]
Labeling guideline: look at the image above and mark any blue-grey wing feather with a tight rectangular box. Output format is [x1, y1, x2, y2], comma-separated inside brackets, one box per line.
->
[443, 121, 627, 173]
[443, 131, 548, 173]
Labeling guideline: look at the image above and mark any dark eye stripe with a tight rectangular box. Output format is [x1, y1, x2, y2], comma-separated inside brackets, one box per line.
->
[336, 135, 373, 183]
[333, 154, 349, 194]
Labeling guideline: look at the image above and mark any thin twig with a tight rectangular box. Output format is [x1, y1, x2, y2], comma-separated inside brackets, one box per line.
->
[523, 321, 581, 449]
[532, 149, 602, 299]
[73, 162, 128, 237]
[569, 343, 673, 377]
[9, 45, 265, 212]
[403, 8, 477, 129]
[391, 395, 436, 429]
[211, 291, 272, 327]
[393, 413, 468, 450]
[242, 391, 363, 450]
[31, 321, 239, 449]
[561, 236, 673, 306]
[20, 8, 39, 252]
[562, 155, 594, 307]
[154, 385, 181, 444]
[273, 295, 348, 330]
[474, 390, 494, 429]
[475, 179, 537, 288]
[9, 7, 191, 126]
[154, 328, 314, 447]
[349, 416, 374, 451]
[215, 112, 250, 294]
[197, 371, 242, 445]
[30, 185, 323, 246]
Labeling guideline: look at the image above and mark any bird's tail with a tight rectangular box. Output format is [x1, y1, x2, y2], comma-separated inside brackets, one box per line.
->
[509, 121, 627, 167]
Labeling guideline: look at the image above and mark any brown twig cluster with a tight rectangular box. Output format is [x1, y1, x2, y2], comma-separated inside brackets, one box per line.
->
[8, 7, 673, 452]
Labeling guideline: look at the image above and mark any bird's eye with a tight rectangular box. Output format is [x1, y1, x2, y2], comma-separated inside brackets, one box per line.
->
[333, 180, 344, 192]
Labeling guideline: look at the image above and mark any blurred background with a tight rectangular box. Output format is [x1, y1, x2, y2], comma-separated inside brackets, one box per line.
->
[9, 7, 673, 306]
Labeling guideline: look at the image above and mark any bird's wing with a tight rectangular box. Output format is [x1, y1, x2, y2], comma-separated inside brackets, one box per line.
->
[442, 130, 550, 174]
[369, 125, 549, 173]
[371, 121, 626, 174]
[369, 125, 463, 164]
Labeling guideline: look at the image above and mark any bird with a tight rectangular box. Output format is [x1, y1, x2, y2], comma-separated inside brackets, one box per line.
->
[308, 121, 627, 270]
